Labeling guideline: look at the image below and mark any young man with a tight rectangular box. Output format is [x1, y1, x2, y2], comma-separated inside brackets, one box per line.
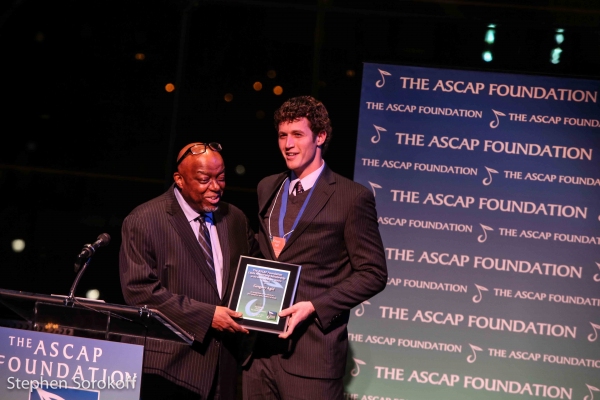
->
[119, 142, 259, 400]
[243, 96, 388, 399]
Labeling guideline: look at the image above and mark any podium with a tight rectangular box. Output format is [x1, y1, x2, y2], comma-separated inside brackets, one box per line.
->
[0, 287, 193, 400]
[0, 288, 194, 344]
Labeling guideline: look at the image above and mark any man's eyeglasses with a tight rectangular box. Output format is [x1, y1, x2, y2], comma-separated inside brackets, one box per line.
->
[176, 142, 222, 166]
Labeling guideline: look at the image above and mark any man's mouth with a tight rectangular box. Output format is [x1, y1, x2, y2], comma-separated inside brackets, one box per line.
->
[205, 195, 220, 204]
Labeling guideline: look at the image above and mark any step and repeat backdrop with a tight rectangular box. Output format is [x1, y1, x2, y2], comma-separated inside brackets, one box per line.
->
[345, 63, 600, 400]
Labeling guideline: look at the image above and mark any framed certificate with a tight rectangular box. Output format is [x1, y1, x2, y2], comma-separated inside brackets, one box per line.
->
[228, 256, 301, 334]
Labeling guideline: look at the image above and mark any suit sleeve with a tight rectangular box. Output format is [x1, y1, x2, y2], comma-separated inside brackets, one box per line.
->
[245, 214, 262, 259]
[310, 188, 388, 330]
[119, 212, 215, 343]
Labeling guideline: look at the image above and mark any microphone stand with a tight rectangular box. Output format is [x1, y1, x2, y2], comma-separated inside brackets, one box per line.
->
[65, 257, 92, 307]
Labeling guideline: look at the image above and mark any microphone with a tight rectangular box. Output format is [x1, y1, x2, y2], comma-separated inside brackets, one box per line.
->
[74, 233, 111, 272]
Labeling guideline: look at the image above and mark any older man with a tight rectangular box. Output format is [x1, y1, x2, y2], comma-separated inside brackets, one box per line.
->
[120, 142, 259, 399]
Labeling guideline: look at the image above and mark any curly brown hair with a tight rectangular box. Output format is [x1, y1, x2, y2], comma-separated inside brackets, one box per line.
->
[274, 95, 332, 152]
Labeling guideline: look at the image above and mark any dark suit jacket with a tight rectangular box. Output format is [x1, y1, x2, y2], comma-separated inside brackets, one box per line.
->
[255, 165, 387, 379]
[119, 184, 259, 398]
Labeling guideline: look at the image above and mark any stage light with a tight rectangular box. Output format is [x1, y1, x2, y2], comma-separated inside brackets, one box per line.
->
[267, 70, 276, 79]
[224, 93, 233, 102]
[235, 165, 246, 175]
[86, 289, 100, 300]
[551, 28, 564, 64]
[485, 24, 496, 44]
[11, 239, 25, 253]
[253, 81, 263, 91]
[555, 29, 564, 44]
[482, 24, 496, 63]
[273, 86, 283, 95]
[135, 53, 146, 60]
[165, 83, 175, 92]
[551, 48, 562, 64]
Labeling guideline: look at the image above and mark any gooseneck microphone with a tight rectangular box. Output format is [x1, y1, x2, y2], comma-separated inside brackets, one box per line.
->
[67, 233, 111, 306]
[74, 233, 111, 272]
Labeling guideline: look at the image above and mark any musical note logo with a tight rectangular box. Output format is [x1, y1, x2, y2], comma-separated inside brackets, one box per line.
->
[376, 69, 391, 88]
[472, 284, 489, 303]
[482, 166, 498, 186]
[594, 262, 600, 283]
[368, 181, 382, 197]
[351, 358, 366, 377]
[489, 109, 506, 128]
[467, 344, 483, 363]
[584, 383, 600, 400]
[478, 224, 494, 243]
[588, 322, 600, 342]
[36, 388, 66, 400]
[354, 301, 371, 317]
[371, 124, 387, 143]
[244, 274, 284, 317]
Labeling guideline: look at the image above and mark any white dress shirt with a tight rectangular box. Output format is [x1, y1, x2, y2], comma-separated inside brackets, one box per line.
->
[174, 187, 224, 298]
[289, 161, 325, 195]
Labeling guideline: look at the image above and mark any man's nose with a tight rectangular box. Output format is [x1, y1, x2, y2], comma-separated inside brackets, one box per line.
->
[285, 136, 295, 148]
[208, 179, 222, 191]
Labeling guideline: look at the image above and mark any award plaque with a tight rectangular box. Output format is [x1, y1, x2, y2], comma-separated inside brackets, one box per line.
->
[228, 256, 301, 334]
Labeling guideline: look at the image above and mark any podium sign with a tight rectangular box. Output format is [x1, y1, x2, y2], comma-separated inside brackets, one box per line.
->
[0, 326, 143, 400]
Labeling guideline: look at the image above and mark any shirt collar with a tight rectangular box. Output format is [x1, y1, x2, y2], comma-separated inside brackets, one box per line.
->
[289, 161, 325, 194]
[174, 186, 213, 223]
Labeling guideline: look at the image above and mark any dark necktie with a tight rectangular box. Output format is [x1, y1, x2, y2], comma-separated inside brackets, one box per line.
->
[197, 214, 214, 272]
[294, 181, 304, 196]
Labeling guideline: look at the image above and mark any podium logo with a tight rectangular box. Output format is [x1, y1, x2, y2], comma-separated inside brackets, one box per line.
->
[30, 387, 99, 400]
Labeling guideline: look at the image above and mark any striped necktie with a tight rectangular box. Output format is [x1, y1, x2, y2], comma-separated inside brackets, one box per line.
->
[197, 214, 214, 272]
[294, 180, 304, 196]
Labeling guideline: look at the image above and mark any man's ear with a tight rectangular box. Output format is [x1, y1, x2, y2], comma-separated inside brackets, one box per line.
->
[316, 131, 326, 146]
[173, 172, 183, 189]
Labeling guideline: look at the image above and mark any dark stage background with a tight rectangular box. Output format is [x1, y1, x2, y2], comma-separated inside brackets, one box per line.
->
[1, 0, 599, 305]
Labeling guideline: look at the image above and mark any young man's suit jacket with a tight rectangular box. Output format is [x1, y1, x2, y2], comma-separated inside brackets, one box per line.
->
[255, 165, 388, 379]
[119, 184, 259, 398]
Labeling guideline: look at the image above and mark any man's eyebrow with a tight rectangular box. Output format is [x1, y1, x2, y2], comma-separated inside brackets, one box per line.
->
[195, 169, 226, 175]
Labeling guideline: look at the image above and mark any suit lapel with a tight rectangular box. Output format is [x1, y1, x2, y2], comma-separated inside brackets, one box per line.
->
[166, 186, 219, 295]
[259, 173, 288, 216]
[280, 166, 335, 254]
[259, 173, 288, 259]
